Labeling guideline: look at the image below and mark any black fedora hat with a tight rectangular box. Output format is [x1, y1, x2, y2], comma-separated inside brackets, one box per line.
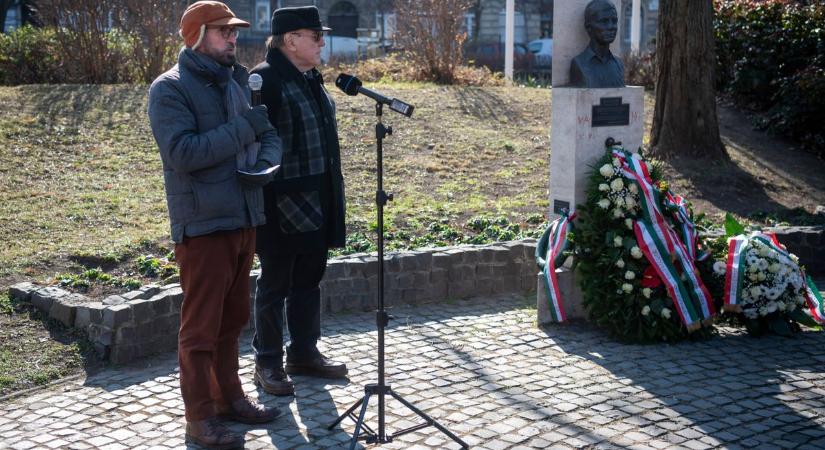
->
[271, 6, 332, 35]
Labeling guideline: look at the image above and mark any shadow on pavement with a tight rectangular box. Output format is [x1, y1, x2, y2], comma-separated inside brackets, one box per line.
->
[542, 321, 825, 447]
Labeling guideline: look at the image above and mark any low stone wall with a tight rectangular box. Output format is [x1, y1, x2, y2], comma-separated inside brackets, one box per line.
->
[767, 226, 825, 276]
[7, 240, 539, 364]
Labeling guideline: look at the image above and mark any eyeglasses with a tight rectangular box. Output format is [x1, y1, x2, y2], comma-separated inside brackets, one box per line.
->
[290, 31, 324, 43]
[208, 26, 240, 40]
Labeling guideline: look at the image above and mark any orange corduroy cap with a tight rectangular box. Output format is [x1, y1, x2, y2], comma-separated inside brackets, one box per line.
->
[179, 1, 250, 49]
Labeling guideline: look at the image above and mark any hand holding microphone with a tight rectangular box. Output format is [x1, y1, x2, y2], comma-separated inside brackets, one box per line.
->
[335, 73, 415, 117]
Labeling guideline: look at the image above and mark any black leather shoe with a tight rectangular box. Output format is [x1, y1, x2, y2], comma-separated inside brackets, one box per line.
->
[254, 366, 295, 396]
[185, 417, 243, 450]
[285, 353, 348, 379]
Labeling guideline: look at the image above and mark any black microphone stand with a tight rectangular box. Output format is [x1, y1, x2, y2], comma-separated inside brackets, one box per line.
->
[328, 102, 469, 450]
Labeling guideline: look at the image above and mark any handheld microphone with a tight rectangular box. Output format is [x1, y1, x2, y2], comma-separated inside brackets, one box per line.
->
[335, 73, 414, 117]
[248, 73, 263, 106]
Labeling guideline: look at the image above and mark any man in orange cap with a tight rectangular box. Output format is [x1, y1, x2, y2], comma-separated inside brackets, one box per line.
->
[148, 2, 282, 448]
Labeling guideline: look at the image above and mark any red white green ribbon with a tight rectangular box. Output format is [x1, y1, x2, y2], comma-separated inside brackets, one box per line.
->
[723, 235, 748, 312]
[635, 220, 701, 329]
[664, 192, 708, 261]
[804, 277, 825, 324]
[541, 210, 576, 322]
[612, 148, 715, 329]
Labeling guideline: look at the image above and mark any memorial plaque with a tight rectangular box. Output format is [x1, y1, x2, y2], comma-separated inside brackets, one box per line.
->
[553, 199, 571, 215]
[592, 97, 629, 127]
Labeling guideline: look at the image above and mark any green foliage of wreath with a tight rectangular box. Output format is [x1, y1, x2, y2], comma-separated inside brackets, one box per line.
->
[575, 149, 720, 343]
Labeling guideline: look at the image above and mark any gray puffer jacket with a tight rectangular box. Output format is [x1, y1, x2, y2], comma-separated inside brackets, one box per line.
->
[148, 49, 281, 243]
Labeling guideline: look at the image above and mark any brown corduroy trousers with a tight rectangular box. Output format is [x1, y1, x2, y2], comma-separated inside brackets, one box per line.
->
[174, 228, 255, 421]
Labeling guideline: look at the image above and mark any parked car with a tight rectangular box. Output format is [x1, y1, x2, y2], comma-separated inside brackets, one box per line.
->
[467, 42, 535, 72]
[528, 38, 552, 68]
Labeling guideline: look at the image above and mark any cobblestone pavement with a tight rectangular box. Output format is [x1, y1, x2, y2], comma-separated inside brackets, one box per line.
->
[2, 294, 825, 450]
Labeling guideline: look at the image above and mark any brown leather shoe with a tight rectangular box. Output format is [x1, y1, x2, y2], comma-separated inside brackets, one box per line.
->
[217, 396, 281, 424]
[254, 366, 295, 396]
[185, 417, 243, 450]
[285, 353, 348, 379]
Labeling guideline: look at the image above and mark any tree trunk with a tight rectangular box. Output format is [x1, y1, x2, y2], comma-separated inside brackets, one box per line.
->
[649, 0, 726, 159]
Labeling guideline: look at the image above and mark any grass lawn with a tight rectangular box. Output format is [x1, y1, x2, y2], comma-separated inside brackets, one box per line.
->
[0, 83, 553, 288]
[2, 82, 825, 397]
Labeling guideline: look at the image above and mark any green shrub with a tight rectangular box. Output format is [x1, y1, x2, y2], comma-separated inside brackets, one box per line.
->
[0, 26, 65, 85]
[715, 0, 825, 154]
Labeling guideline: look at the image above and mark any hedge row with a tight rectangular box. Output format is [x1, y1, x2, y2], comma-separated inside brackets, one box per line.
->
[715, 0, 825, 155]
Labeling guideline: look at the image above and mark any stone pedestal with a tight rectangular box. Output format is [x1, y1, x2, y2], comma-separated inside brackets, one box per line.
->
[540, 86, 644, 322]
[536, 266, 586, 324]
[549, 86, 644, 221]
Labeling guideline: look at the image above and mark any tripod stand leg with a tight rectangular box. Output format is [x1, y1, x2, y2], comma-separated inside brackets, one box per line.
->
[328, 396, 364, 430]
[389, 391, 469, 449]
[349, 392, 372, 450]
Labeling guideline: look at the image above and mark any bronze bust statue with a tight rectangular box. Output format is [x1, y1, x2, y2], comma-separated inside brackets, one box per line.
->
[569, 0, 625, 88]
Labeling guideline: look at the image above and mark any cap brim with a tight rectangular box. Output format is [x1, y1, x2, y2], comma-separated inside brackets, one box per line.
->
[207, 17, 251, 27]
[310, 25, 332, 31]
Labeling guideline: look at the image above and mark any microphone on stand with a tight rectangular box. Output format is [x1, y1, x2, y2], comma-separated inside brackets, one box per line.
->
[335, 73, 414, 117]
[248, 73, 263, 106]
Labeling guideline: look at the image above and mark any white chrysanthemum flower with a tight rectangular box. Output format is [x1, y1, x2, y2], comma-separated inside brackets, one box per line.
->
[621, 283, 633, 293]
[759, 306, 768, 316]
[757, 259, 769, 271]
[713, 261, 726, 276]
[628, 183, 638, 194]
[661, 308, 671, 319]
[777, 301, 787, 312]
[757, 271, 766, 281]
[766, 301, 778, 313]
[610, 178, 625, 192]
[768, 263, 780, 273]
[767, 288, 781, 301]
[624, 196, 637, 209]
[598, 199, 611, 209]
[599, 183, 609, 192]
[641, 305, 651, 316]
[615, 259, 625, 268]
[758, 246, 770, 257]
[625, 218, 633, 230]
[599, 164, 614, 177]
[642, 287, 652, 298]
[625, 271, 635, 280]
[612, 157, 622, 168]
[749, 286, 762, 299]
[746, 254, 759, 266]
[613, 208, 625, 219]
[631, 246, 643, 259]
[748, 264, 758, 273]
[614, 236, 623, 247]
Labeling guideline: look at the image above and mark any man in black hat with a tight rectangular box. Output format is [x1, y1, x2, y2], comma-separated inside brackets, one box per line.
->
[249, 6, 348, 397]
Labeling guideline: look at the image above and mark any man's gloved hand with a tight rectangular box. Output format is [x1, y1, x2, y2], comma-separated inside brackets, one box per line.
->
[242, 105, 274, 136]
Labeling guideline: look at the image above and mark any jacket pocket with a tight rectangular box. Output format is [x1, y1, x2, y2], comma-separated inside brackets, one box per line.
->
[276, 191, 323, 234]
[191, 175, 243, 219]
[167, 193, 196, 222]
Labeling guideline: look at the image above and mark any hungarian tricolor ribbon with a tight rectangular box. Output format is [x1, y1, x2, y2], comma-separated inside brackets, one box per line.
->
[537, 209, 576, 322]
[613, 147, 715, 330]
[725, 231, 825, 324]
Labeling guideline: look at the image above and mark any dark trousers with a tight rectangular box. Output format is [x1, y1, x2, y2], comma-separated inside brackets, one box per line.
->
[253, 248, 328, 369]
[175, 228, 255, 421]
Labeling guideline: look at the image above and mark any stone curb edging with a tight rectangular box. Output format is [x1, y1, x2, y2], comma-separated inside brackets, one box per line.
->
[7, 239, 539, 364]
